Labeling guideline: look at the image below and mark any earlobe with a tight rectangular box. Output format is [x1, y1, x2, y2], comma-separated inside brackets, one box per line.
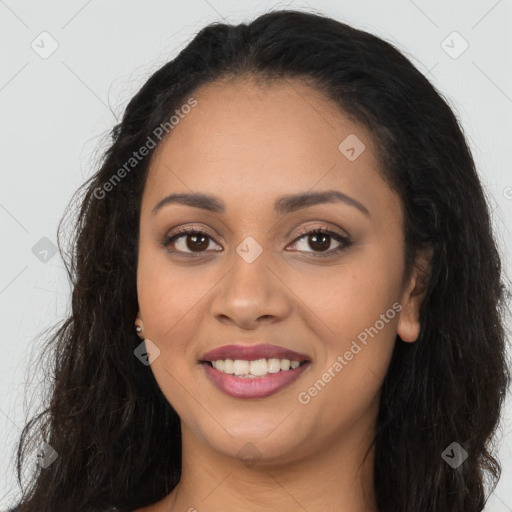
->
[397, 248, 432, 343]
[135, 309, 144, 338]
[396, 293, 423, 342]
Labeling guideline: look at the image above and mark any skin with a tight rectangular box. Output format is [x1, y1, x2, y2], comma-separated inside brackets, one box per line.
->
[134, 75, 429, 512]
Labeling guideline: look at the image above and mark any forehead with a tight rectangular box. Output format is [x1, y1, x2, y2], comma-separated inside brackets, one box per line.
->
[142, 76, 397, 219]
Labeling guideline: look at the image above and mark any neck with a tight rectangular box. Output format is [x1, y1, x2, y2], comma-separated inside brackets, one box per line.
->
[166, 417, 378, 512]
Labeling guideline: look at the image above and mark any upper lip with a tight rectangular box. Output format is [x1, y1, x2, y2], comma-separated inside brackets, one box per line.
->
[200, 343, 311, 362]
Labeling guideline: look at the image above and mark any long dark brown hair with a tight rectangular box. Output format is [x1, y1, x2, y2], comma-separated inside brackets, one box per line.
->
[10, 9, 510, 512]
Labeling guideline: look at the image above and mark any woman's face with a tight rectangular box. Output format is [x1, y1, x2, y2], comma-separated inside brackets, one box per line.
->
[136, 76, 425, 466]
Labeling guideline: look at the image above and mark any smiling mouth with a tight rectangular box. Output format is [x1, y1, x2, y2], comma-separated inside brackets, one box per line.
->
[201, 358, 312, 399]
[201, 358, 310, 378]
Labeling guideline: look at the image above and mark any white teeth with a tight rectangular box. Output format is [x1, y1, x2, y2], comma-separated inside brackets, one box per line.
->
[249, 359, 268, 376]
[233, 360, 249, 376]
[267, 358, 281, 373]
[224, 359, 234, 374]
[210, 358, 304, 377]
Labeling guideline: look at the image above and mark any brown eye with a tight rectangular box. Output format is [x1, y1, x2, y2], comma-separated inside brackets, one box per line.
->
[289, 228, 351, 257]
[163, 228, 222, 255]
[163, 226, 351, 259]
[307, 232, 331, 252]
[183, 232, 209, 252]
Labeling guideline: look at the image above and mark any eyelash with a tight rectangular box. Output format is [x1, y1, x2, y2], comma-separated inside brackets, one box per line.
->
[161, 225, 352, 259]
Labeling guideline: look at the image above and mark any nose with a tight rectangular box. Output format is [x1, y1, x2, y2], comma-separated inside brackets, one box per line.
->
[210, 248, 292, 330]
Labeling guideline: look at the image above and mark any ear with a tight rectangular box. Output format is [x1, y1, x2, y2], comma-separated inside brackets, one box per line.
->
[397, 247, 432, 343]
[135, 308, 144, 339]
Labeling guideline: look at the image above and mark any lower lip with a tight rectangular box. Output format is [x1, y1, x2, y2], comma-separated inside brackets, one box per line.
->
[201, 362, 311, 399]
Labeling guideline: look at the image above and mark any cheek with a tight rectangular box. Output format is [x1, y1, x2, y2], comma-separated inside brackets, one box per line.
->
[136, 255, 210, 413]
[136, 242, 214, 342]
[289, 245, 403, 346]
[137, 233, 403, 359]
[290, 248, 401, 417]
[292, 285, 398, 443]
[294, 269, 398, 383]
[136, 229, 403, 417]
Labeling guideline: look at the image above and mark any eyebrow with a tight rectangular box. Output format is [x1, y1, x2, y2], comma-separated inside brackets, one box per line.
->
[151, 189, 370, 217]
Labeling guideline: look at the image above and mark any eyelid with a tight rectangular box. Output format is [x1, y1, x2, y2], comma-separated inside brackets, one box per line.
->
[162, 223, 351, 257]
[163, 225, 223, 255]
[287, 225, 351, 257]
[291, 222, 349, 241]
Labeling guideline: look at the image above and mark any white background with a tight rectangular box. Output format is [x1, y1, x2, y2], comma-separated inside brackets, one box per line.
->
[1, 0, 511, 510]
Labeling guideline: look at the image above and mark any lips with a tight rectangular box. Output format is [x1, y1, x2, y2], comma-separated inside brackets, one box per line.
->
[202, 361, 310, 399]
[200, 343, 311, 363]
[199, 343, 312, 399]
